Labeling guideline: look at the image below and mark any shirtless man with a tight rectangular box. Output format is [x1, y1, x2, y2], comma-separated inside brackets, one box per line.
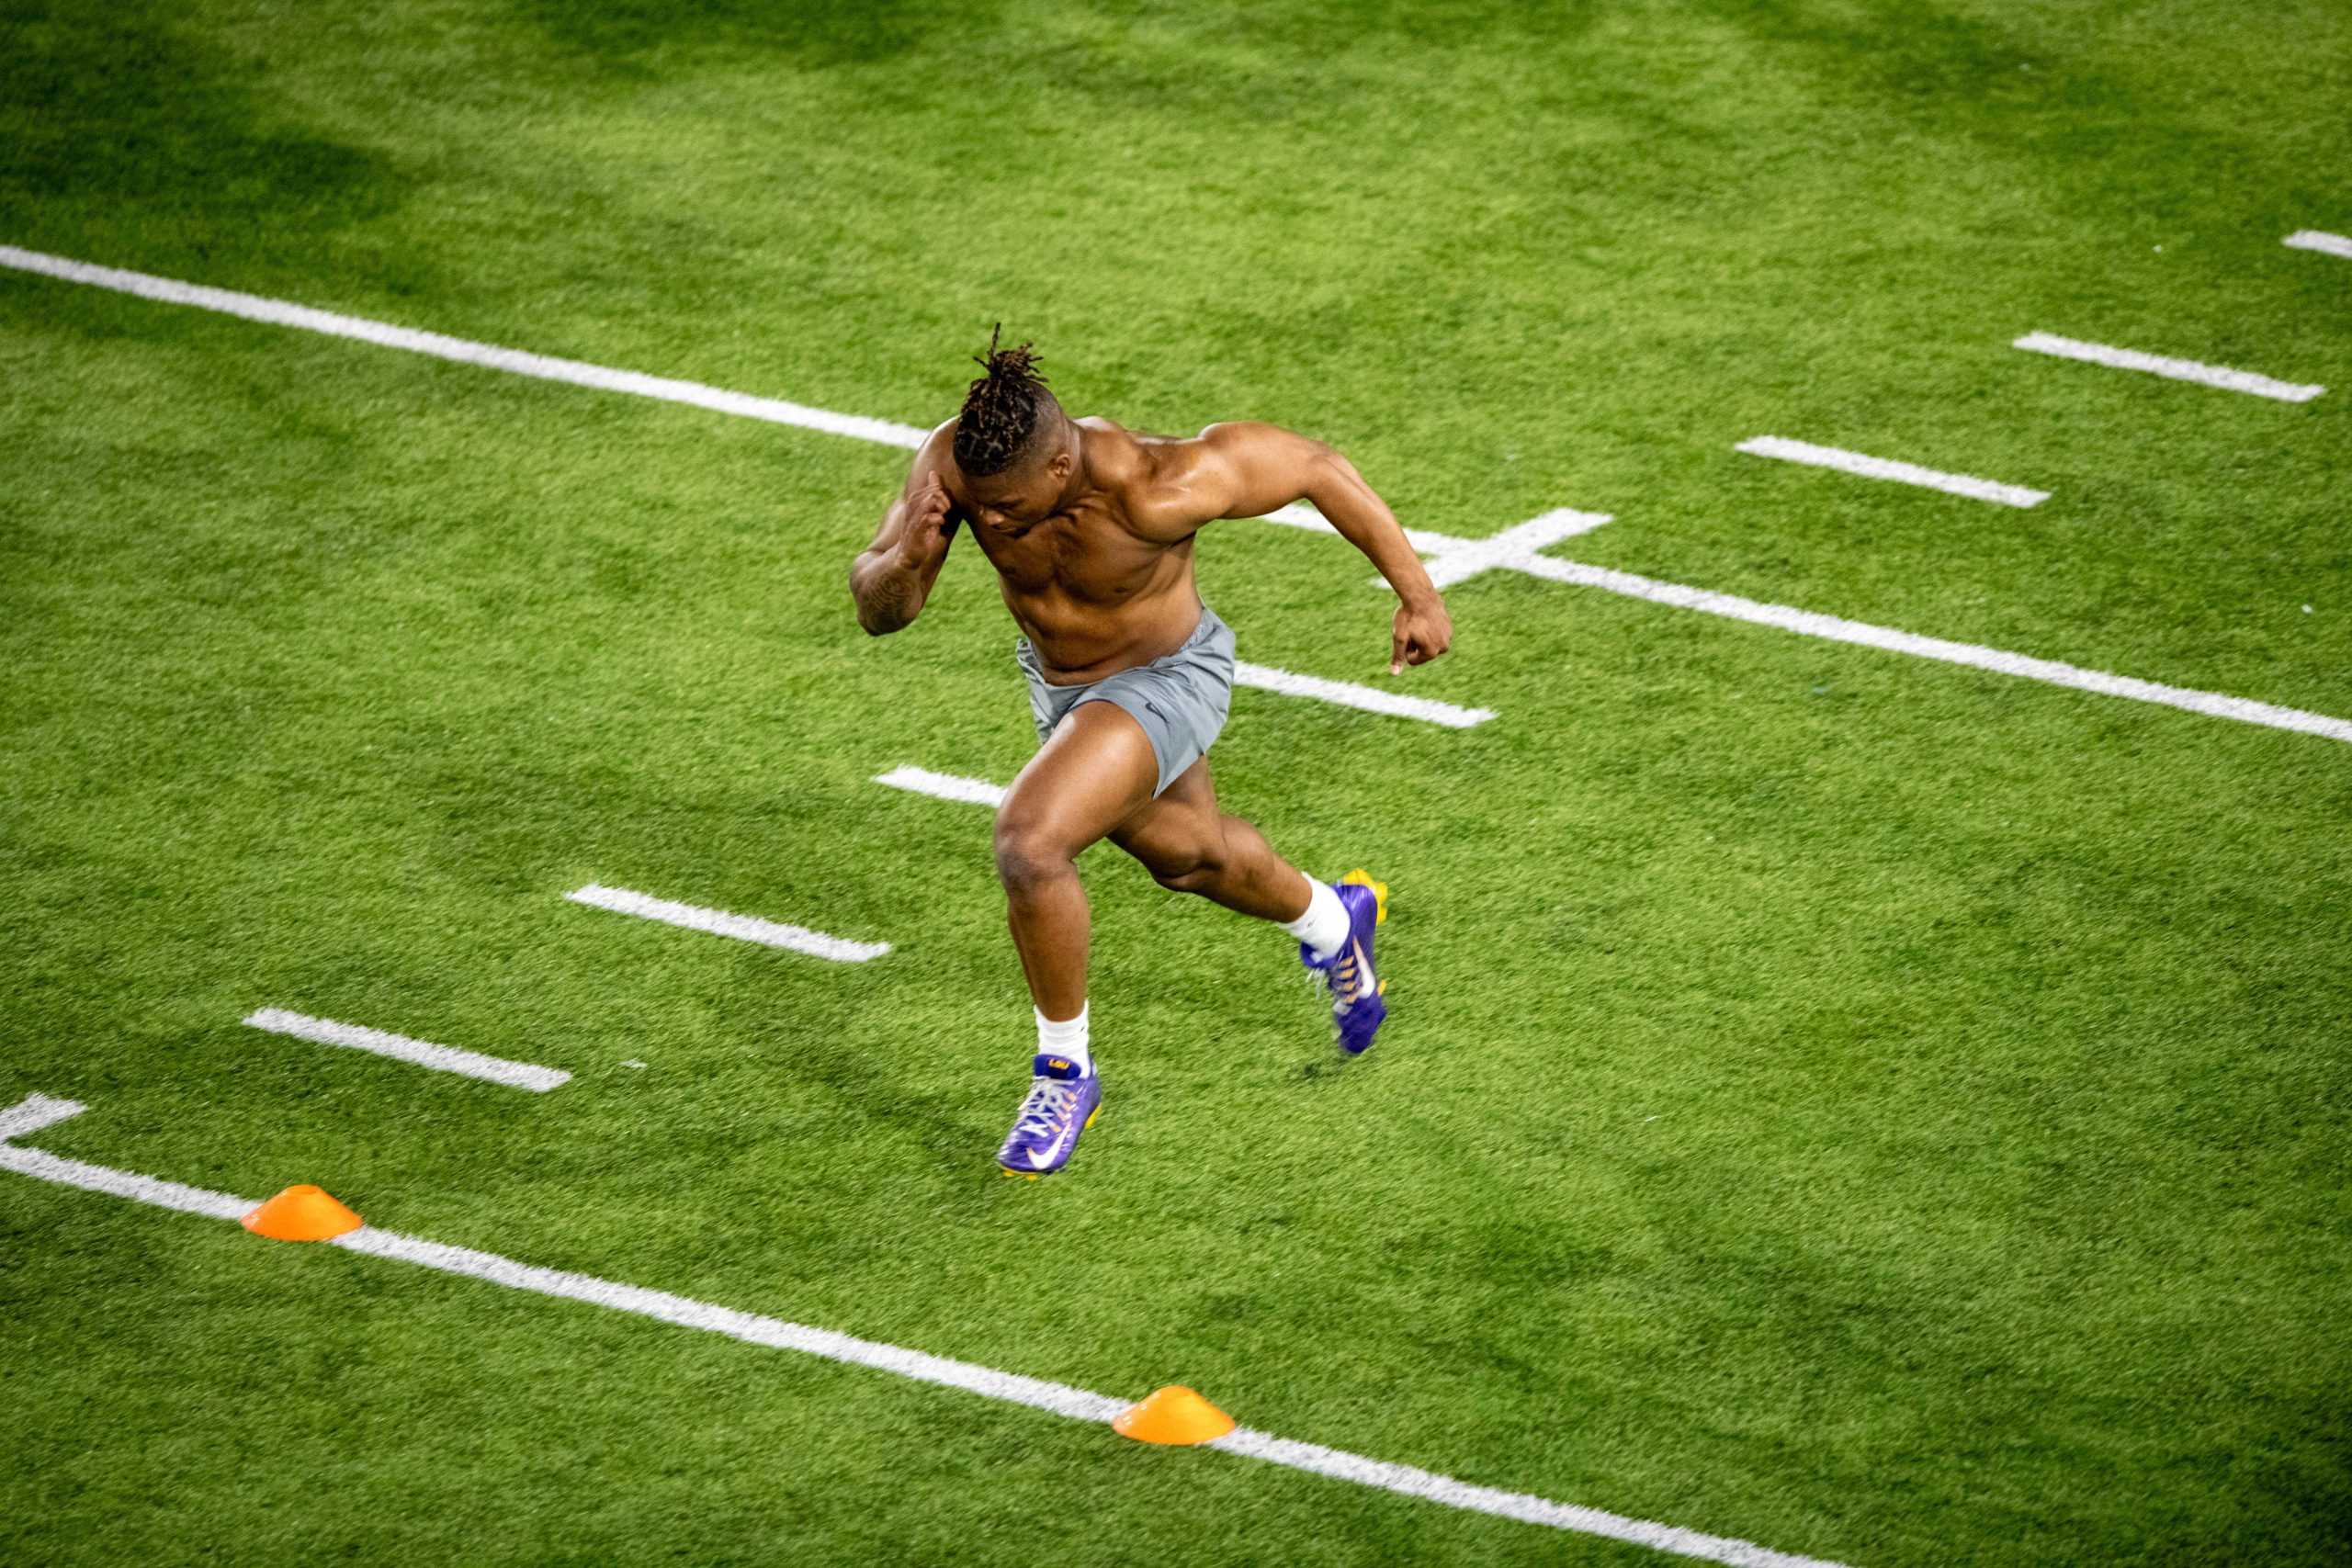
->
[848, 333, 1453, 1177]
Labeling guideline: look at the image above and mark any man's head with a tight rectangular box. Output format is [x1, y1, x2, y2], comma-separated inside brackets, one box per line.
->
[954, 327, 1077, 525]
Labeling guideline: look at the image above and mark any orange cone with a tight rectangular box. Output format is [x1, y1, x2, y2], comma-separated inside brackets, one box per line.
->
[241, 1184, 363, 1241]
[1113, 1385, 1236, 1445]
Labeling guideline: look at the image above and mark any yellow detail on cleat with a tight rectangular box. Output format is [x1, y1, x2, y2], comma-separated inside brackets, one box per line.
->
[1340, 869, 1389, 925]
[1377, 978, 1388, 996]
[1084, 1106, 1101, 1128]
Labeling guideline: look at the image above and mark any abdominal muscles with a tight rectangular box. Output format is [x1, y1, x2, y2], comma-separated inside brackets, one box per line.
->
[995, 533, 1202, 684]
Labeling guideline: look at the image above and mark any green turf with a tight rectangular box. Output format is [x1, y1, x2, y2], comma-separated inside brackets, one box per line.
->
[4, 1, 2349, 1563]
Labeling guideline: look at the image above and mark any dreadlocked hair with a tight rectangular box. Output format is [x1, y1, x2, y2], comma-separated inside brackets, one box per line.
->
[954, 324, 1057, 476]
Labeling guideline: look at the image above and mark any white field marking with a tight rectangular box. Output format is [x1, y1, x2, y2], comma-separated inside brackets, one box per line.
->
[2283, 230, 2352, 260]
[0, 244, 931, 449]
[0, 1097, 1851, 1568]
[1271, 502, 1613, 592]
[10, 245, 2341, 746]
[1399, 508, 1618, 590]
[244, 1008, 571, 1092]
[873, 765, 1007, 808]
[566, 883, 890, 962]
[6, 241, 1510, 728]
[1511, 555, 2352, 743]
[0, 1098, 250, 1221]
[0, 244, 1537, 596]
[2013, 332, 2324, 402]
[1265, 502, 1464, 555]
[0, 1093, 88, 1144]
[1234, 662, 1496, 728]
[1205, 1428, 1834, 1564]
[1735, 436, 2049, 510]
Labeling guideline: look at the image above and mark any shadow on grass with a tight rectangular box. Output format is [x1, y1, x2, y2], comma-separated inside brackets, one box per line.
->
[0, 3, 403, 240]
[1700, 0, 2314, 226]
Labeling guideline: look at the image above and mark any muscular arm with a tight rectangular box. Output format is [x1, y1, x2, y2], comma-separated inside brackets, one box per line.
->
[849, 427, 960, 637]
[1149, 422, 1453, 670]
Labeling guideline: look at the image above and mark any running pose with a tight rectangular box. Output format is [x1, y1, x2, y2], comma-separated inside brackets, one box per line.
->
[849, 333, 1453, 1177]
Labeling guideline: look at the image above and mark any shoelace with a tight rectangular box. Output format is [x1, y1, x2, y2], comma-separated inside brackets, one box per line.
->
[1014, 1078, 1076, 1139]
[1330, 947, 1368, 1009]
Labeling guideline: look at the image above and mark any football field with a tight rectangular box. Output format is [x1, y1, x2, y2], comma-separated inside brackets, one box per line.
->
[4, 2, 2348, 1562]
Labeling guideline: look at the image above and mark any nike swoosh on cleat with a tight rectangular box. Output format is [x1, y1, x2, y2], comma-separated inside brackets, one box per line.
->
[1029, 1146, 1056, 1169]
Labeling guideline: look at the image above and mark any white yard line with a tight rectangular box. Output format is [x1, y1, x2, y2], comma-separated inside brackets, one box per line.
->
[1208, 1427, 1832, 1561]
[0, 244, 930, 448]
[566, 883, 890, 962]
[2282, 230, 2352, 261]
[6, 244, 2343, 746]
[1265, 502, 1464, 556]
[0, 1098, 252, 1220]
[243, 1009, 571, 1092]
[1273, 502, 1607, 592]
[2013, 332, 2324, 402]
[0, 1096, 1852, 1568]
[1235, 662, 1496, 728]
[874, 766, 1008, 808]
[0, 1094, 87, 1144]
[1736, 436, 2048, 509]
[1512, 555, 2352, 743]
[1408, 508, 1617, 590]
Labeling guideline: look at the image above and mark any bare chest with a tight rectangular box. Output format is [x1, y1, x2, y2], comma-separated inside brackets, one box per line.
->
[968, 510, 1173, 603]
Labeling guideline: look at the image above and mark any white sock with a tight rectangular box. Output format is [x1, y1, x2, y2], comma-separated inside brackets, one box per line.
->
[1035, 1004, 1091, 1074]
[1282, 872, 1351, 960]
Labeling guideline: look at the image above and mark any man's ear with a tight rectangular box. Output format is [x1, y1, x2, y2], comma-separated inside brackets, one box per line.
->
[1048, 449, 1075, 479]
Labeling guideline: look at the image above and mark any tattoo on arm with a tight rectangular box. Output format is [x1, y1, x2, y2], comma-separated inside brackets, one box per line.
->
[852, 553, 922, 636]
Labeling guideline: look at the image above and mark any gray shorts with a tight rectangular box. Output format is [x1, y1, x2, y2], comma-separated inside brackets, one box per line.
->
[1016, 604, 1236, 797]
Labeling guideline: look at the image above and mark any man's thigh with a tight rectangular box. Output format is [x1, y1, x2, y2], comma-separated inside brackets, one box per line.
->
[998, 701, 1161, 854]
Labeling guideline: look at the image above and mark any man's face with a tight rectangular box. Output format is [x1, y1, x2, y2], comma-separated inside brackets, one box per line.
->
[963, 448, 1071, 531]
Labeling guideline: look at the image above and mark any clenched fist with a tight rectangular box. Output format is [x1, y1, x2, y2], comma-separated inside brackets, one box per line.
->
[897, 471, 956, 570]
[1390, 594, 1453, 674]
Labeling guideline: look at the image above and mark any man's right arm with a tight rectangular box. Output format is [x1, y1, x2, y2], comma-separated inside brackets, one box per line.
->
[849, 429, 960, 637]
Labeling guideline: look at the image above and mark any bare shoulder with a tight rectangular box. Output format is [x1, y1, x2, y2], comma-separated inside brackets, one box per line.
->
[1168, 420, 1314, 480]
[1072, 415, 1148, 476]
[1072, 417, 1182, 537]
[910, 418, 968, 503]
[1130, 420, 1331, 536]
[1081, 421, 1194, 543]
[1080, 419, 1249, 540]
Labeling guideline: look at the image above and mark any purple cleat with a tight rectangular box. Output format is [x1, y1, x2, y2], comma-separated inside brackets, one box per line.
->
[997, 1054, 1102, 1178]
[1302, 876, 1388, 1055]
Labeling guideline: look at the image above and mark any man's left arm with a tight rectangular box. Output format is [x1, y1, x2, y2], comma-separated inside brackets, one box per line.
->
[1160, 422, 1453, 674]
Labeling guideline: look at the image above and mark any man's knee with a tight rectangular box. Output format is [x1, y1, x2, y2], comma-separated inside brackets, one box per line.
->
[1133, 822, 1228, 895]
[993, 817, 1076, 895]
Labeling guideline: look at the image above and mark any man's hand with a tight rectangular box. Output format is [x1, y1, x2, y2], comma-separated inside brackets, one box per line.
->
[1390, 593, 1453, 674]
[897, 471, 956, 572]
